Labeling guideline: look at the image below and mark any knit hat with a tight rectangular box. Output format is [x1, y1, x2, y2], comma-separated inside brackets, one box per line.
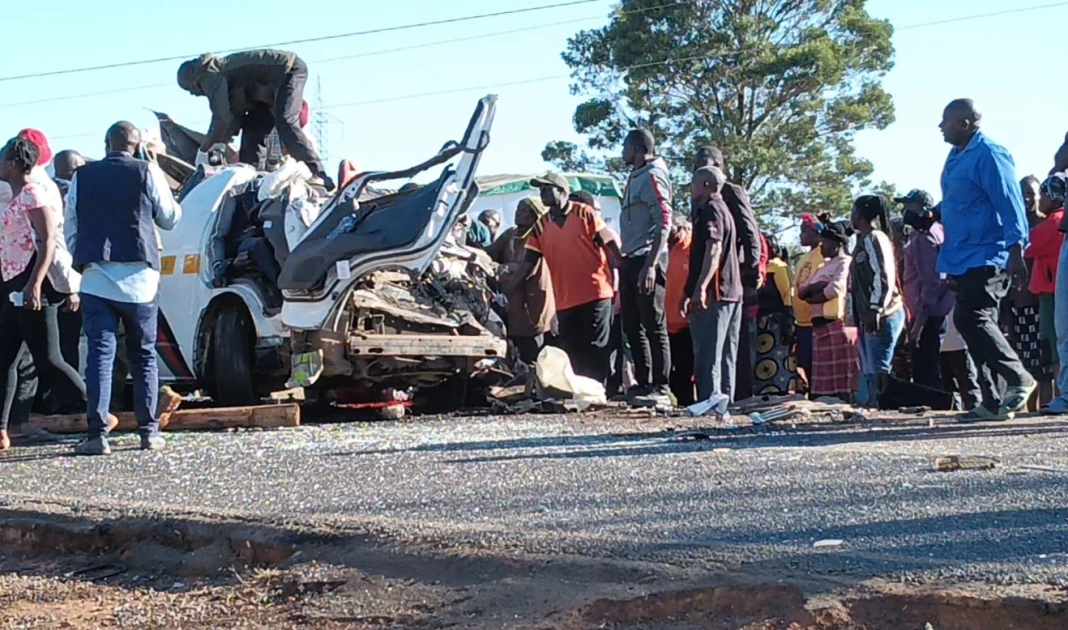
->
[17, 128, 52, 166]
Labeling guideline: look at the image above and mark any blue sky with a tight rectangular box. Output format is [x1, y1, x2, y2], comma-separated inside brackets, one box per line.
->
[0, 0, 1062, 211]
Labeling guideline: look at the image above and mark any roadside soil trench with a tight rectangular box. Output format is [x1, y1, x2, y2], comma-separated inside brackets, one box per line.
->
[2, 508, 1068, 629]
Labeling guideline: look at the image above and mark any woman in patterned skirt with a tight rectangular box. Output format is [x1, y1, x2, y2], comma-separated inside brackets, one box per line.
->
[754, 233, 799, 395]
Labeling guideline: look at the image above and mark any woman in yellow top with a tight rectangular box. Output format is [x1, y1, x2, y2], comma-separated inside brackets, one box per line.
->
[793, 213, 829, 390]
[755, 233, 799, 395]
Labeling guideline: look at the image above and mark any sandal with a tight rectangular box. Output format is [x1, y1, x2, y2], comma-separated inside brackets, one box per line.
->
[999, 381, 1037, 416]
[959, 405, 1013, 424]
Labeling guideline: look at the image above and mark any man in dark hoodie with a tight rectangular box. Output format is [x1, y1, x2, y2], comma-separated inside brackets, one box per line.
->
[693, 146, 763, 401]
[176, 49, 334, 190]
[620, 129, 673, 406]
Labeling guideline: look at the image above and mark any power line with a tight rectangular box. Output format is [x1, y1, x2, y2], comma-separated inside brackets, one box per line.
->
[0, 1, 689, 111]
[0, 17, 598, 110]
[44, 2, 1068, 142]
[0, 0, 602, 83]
[896, 1, 1068, 30]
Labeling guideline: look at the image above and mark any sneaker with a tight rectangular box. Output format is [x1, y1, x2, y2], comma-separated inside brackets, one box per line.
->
[632, 386, 673, 409]
[74, 436, 112, 456]
[140, 435, 166, 451]
[309, 172, 337, 193]
[999, 381, 1038, 417]
[958, 405, 1013, 424]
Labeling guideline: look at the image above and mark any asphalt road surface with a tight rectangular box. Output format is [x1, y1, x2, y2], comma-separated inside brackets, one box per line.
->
[3, 410, 1068, 589]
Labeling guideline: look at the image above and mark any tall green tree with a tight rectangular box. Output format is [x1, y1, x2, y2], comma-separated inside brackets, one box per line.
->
[543, 0, 896, 223]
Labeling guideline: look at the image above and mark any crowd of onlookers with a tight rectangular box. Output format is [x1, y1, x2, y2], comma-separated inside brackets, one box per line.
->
[474, 98, 1068, 421]
[1, 92, 1062, 463]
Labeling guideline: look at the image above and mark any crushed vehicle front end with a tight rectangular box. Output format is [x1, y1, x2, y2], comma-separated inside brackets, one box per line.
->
[277, 95, 505, 397]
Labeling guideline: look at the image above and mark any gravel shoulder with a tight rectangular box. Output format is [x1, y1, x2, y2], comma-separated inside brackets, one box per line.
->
[3, 409, 1068, 627]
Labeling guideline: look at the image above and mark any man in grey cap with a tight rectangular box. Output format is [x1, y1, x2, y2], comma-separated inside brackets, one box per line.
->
[897, 189, 956, 391]
[508, 173, 622, 384]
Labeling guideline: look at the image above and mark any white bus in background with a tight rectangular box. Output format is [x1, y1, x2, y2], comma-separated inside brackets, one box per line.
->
[468, 173, 623, 231]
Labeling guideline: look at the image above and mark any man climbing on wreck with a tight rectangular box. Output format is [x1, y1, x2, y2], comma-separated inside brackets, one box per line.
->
[176, 48, 335, 191]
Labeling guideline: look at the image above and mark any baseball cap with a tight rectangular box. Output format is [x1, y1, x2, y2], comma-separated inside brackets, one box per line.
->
[893, 189, 935, 209]
[530, 173, 570, 196]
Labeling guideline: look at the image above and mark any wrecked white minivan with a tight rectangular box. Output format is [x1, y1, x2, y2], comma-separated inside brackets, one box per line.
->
[153, 95, 504, 407]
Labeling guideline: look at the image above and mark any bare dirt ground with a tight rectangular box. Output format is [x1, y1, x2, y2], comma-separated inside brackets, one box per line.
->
[3, 550, 1067, 630]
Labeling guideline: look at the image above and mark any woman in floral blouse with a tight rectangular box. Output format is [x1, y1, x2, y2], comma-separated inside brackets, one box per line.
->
[0, 136, 85, 450]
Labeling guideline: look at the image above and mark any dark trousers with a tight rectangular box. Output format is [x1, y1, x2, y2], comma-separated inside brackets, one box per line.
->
[0, 280, 86, 431]
[6, 348, 38, 430]
[58, 309, 82, 373]
[911, 316, 946, 390]
[690, 301, 742, 402]
[669, 328, 696, 406]
[512, 335, 544, 365]
[619, 257, 670, 390]
[952, 267, 1034, 409]
[940, 350, 982, 411]
[556, 299, 613, 385]
[606, 314, 625, 396]
[735, 305, 757, 400]
[237, 59, 324, 176]
[83, 294, 160, 440]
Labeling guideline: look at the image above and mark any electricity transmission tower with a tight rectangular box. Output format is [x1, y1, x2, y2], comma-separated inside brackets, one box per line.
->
[312, 77, 345, 165]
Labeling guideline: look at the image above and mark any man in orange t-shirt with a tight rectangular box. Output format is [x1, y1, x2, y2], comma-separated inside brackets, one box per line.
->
[510, 174, 622, 384]
[665, 218, 695, 405]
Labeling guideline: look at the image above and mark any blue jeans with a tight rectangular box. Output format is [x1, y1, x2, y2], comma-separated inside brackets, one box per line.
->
[82, 294, 160, 440]
[857, 308, 905, 406]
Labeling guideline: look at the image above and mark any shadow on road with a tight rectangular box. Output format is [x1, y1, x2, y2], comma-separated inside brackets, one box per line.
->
[325, 418, 1068, 465]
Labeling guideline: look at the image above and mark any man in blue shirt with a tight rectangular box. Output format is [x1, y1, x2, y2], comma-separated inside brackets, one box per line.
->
[938, 99, 1035, 422]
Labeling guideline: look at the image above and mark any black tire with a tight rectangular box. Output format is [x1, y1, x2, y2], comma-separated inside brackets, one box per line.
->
[212, 308, 257, 407]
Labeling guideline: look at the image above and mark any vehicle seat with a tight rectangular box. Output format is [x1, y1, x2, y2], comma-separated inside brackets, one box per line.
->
[277, 171, 449, 293]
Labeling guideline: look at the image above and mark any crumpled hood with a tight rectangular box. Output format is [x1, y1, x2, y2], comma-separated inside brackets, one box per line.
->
[176, 54, 219, 95]
[631, 156, 670, 180]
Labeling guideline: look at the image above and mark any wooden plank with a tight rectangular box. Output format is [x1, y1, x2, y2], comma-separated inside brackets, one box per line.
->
[22, 404, 300, 435]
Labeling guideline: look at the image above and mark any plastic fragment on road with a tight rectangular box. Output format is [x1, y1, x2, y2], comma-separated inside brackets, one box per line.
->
[687, 394, 730, 417]
[813, 539, 844, 549]
[287, 350, 324, 389]
[934, 455, 1001, 472]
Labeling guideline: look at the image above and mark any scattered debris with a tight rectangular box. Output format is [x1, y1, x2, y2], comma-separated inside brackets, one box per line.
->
[687, 394, 730, 418]
[934, 455, 1001, 472]
[813, 539, 845, 549]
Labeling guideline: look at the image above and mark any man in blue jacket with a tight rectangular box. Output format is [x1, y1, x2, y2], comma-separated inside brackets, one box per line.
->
[65, 122, 182, 455]
[938, 99, 1035, 422]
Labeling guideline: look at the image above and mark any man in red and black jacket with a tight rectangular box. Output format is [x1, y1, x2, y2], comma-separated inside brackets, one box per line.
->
[694, 147, 763, 400]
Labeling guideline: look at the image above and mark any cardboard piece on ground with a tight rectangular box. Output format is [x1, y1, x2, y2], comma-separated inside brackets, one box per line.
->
[23, 404, 300, 434]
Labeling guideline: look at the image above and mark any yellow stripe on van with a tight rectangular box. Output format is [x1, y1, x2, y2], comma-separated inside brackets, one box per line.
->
[182, 254, 201, 275]
[160, 255, 177, 276]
